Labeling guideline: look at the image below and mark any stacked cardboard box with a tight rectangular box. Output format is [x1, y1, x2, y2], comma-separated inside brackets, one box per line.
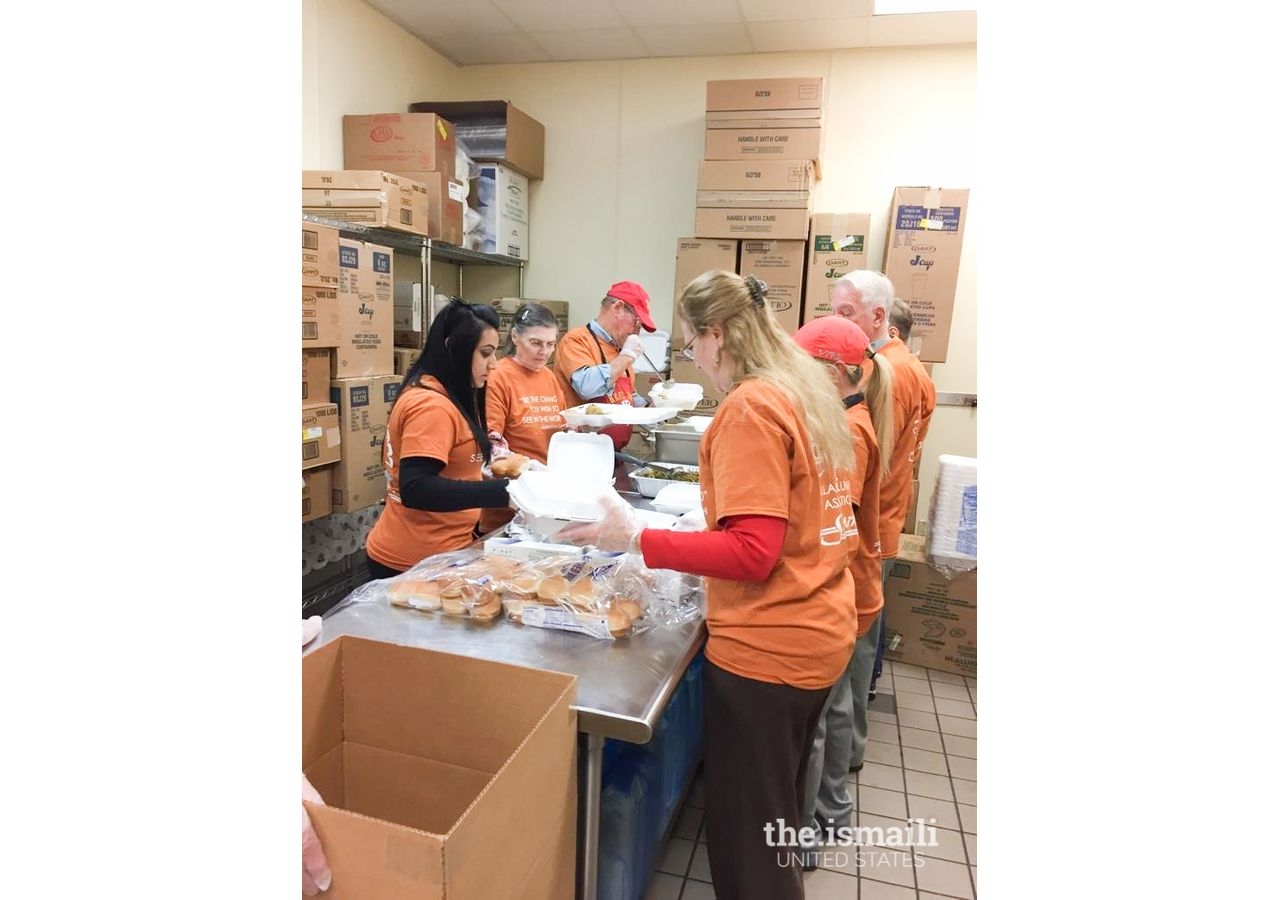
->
[333, 238, 394, 379]
[329, 375, 400, 512]
[695, 78, 822, 241]
[882, 186, 970, 363]
[801, 213, 872, 323]
[343, 113, 466, 245]
[407, 100, 546, 180]
[302, 170, 431, 237]
[469, 163, 529, 260]
[881, 533, 976, 677]
[302, 218, 340, 516]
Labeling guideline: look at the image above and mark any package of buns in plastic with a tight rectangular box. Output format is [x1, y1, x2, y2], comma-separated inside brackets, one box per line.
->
[346, 548, 538, 624]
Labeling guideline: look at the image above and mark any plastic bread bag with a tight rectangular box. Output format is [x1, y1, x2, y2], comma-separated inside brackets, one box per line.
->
[500, 552, 646, 641]
[345, 548, 535, 624]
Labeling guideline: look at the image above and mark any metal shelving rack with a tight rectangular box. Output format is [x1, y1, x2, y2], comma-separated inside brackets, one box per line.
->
[300, 215, 526, 614]
[301, 212, 525, 330]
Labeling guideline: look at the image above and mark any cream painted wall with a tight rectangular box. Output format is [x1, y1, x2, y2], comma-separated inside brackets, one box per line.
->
[454, 46, 976, 526]
[301, 1, 977, 527]
[302, 0, 460, 169]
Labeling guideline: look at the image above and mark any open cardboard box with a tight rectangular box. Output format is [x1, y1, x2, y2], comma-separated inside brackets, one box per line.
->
[302, 636, 578, 899]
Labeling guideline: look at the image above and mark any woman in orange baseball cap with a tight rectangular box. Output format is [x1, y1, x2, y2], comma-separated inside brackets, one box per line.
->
[792, 313, 896, 861]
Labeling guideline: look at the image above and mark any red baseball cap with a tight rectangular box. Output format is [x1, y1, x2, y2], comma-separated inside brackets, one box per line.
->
[793, 314, 872, 366]
[608, 281, 656, 332]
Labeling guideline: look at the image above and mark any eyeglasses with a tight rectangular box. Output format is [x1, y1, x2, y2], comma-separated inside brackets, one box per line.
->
[521, 337, 557, 352]
[680, 335, 697, 361]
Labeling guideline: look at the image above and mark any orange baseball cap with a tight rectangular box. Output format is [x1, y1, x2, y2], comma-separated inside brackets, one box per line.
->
[793, 314, 872, 366]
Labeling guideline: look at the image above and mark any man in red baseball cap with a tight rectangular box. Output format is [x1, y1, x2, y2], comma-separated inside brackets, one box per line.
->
[554, 280, 658, 451]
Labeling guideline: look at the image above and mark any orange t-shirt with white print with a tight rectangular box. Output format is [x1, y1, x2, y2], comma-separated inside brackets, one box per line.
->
[365, 376, 485, 572]
[485, 357, 568, 462]
[697, 378, 859, 690]
[479, 358, 567, 533]
[845, 400, 884, 636]
[877, 338, 935, 558]
[553, 325, 636, 407]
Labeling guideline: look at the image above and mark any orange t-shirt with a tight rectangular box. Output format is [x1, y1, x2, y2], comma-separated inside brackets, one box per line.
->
[485, 357, 568, 463]
[365, 376, 485, 571]
[553, 325, 636, 407]
[479, 358, 567, 533]
[877, 338, 936, 558]
[845, 400, 884, 635]
[697, 378, 859, 690]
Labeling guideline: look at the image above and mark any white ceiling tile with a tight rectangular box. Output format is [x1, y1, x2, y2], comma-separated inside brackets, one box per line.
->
[367, 0, 518, 36]
[529, 27, 650, 62]
[615, 0, 743, 28]
[425, 31, 553, 66]
[491, 0, 626, 32]
[634, 23, 755, 58]
[739, 0, 874, 22]
[868, 11, 976, 45]
[748, 17, 872, 52]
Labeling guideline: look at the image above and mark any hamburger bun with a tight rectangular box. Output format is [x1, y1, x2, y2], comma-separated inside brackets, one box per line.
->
[606, 607, 632, 639]
[389, 580, 442, 611]
[491, 453, 531, 479]
[441, 595, 467, 616]
[613, 597, 642, 621]
[537, 575, 569, 602]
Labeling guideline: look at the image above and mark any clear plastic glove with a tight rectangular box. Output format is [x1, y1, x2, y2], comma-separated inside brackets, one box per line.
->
[558, 491, 643, 553]
[620, 334, 646, 361]
[488, 431, 511, 461]
[301, 616, 323, 647]
[302, 773, 332, 895]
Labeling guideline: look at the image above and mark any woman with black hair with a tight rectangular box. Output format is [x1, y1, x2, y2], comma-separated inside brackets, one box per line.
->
[364, 299, 513, 578]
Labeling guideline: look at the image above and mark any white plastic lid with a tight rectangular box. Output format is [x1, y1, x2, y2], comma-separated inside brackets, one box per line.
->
[547, 431, 615, 483]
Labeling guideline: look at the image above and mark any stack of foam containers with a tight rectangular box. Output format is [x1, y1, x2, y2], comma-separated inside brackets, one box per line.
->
[926, 454, 977, 574]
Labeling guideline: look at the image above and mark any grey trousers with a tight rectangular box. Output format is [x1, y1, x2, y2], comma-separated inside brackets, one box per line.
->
[801, 612, 883, 833]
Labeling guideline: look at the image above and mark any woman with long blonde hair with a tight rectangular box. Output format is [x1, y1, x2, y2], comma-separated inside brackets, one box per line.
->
[562, 271, 860, 900]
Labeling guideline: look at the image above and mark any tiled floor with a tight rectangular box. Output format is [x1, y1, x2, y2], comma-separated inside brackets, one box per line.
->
[644, 661, 977, 899]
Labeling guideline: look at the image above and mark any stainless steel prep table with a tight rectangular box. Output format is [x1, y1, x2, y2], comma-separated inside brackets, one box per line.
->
[310, 490, 706, 900]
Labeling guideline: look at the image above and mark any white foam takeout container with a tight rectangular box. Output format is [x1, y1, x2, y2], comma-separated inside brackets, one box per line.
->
[560, 403, 681, 428]
[650, 482, 702, 516]
[648, 382, 705, 410]
[507, 432, 617, 538]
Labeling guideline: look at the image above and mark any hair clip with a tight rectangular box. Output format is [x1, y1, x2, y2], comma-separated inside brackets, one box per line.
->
[745, 275, 769, 308]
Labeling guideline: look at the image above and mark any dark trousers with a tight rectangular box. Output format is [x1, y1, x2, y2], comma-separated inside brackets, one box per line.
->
[870, 558, 894, 689]
[364, 553, 402, 582]
[702, 660, 831, 900]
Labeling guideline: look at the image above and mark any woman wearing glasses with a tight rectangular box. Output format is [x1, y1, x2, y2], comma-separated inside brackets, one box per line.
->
[478, 303, 569, 532]
[562, 271, 860, 900]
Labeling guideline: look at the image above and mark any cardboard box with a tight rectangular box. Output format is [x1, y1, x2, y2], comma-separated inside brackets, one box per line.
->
[302, 170, 431, 237]
[739, 240, 805, 333]
[704, 127, 822, 162]
[672, 238, 739, 332]
[302, 403, 341, 470]
[902, 477, 921, 535]
[882, 186, 970, 363]
[409, 99, 546, 180]
[302, 636, 577, 899]
[343, 113, 456, 181]
[694, 206, 810, 240]
[408, 172, 465, 245]
[302, 219, 340, 288]
[882, 533, 976, 677]
[660, 357, 726, 413]
[330, 375, 400, 512]
[697, 159, 816, 193]
[705, 77, 824, 112]
[393, 346, 420, 376]
[334, 239, 394, 378]
[696, 190, 810, 209]
[471, 163, 529, 260]
[303, 348, 330, 403]
[303, 285, 340, 348]
[802, 213, 872, 323]
[705, 109, 823, 130]
[302, 465, 334, 523]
